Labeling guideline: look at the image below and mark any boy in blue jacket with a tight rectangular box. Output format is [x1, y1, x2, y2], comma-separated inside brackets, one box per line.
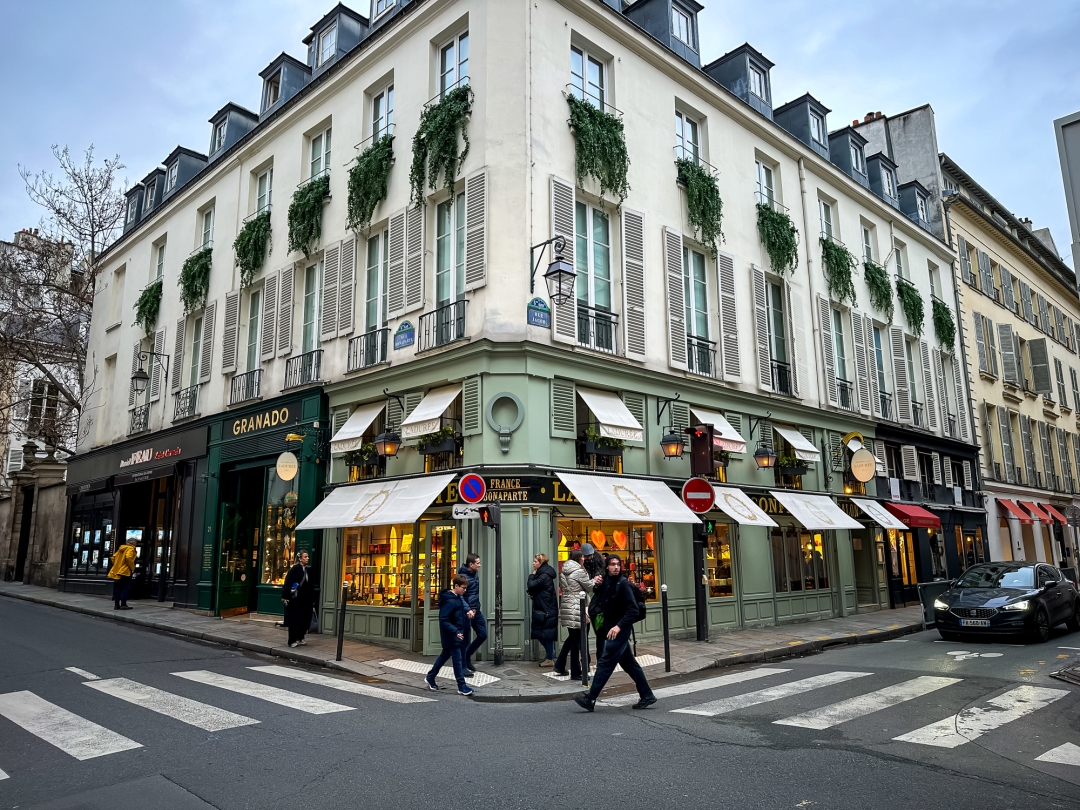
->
[425, 574, 474, 696]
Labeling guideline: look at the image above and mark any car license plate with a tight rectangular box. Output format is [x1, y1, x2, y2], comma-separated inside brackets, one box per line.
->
[960, 619, 990, 628]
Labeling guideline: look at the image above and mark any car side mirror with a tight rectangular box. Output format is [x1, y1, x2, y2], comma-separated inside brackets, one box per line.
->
[1042, 580, 1056, 590]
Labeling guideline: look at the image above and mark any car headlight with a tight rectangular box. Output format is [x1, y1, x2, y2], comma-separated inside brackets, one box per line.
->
[1002, 600, 1030, 611]
[933, 598, 949, 610]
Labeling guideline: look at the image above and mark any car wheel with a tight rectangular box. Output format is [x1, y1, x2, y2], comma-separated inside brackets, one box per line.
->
[1031, 608, 1051, 643]
[938, 630, 960, 641]
[1067, 601, 1080, 633]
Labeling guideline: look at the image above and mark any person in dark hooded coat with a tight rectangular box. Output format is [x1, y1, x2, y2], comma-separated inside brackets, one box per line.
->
[527, 553, 559, 666]
[282, 551, 314, 647]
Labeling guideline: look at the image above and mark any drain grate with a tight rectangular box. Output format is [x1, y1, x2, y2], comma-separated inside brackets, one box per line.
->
[1051, 663, 1080, 686]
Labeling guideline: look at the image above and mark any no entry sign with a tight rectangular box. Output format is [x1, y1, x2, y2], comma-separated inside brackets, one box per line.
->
[682, 477, 715, 514]
[458, 473, 486, 504]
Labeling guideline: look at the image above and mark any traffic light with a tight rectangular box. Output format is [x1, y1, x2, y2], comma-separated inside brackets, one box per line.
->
[477, 503, 501, 528]
[688, 424, 715, 477]
[701, 519, 716, 535]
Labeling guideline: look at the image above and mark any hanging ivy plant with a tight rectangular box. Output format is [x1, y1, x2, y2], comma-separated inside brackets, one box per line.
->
[819, 238, 857, 307]
[863, 259, 893, 321]
[133, 279, 162, 334]
[676, 157, 724, 256]
[287, 173, 330, 256]
[933, 298, 956, 348]
[755, 203, 799, 275]
[179, 247, 212, 315]
[896, 277, 925, 337]
[566, 93, 630, 207]
[347, 134, 395, 233]
[409, 85, 474, 208]
[233, 210, 271, 289]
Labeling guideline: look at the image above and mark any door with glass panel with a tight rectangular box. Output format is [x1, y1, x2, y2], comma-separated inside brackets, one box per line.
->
[421, 523, 459, 655]
[886, 528, 919, 607]
[766, 281, 790, 394]
[683, 246, 711, 375]
[360, 230, 389, 367]
[575, 202, 615, 352]
[434, 194, 465, 347]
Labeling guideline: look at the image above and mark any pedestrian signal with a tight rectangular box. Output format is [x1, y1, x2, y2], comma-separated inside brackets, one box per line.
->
[477, 503, 501, 528]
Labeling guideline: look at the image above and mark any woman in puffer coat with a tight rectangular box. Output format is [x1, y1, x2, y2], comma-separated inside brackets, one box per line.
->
[553, 548, 594, 678]
[527, 553, 559, 666]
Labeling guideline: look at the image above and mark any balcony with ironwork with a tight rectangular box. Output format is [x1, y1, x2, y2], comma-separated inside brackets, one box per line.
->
[283, 350, 324, 390]
[129, 404, 151, 436]
[836, 379, 855, 412]
[577, 304, 618, 355]
[687, 335, 717, 378]
[347, 328, 389, 372]
[173, 385, 200, 422]
[418, 300, 467, 353]
[911, 399, 926, 429]
[230, 369, 262, 405]
[772, 360, 794, 397]
[879, 392, 893, 421]
[415, 416, 463, 473]
[575, 422, 624, 474]
[755, 188, 790, 213]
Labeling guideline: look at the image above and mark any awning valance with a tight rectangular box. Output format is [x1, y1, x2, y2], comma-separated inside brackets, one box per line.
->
[555, 472, 698, 523]
[883, 502, 941, 529]
[1020, 501, 1051, 523]
[712, 486, 777, 527]
[330, 401, 386, 454]
[577, 387, 644, 442]
[401, 385, 461, 439]
[848, 498, 908, 530]
[998, 498, 1033, 525]
[1043, 504, 1069, 526]
[690, 407, 747, 453]
[773, 426, 821, 462]
[770, 491, 862, 531]
[295, 474, 456, 530]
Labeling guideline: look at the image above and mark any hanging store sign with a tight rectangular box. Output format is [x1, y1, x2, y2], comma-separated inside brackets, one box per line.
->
[850, 448, 877, 483]
[232, 407, 290, 436]
[276, 451, 299, 481]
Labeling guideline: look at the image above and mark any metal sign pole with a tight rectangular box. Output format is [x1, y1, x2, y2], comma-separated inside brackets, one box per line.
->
[494, 519, 503, 666]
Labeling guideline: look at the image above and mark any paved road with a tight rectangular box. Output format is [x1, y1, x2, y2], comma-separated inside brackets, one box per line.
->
[3, 598, 1080, 809]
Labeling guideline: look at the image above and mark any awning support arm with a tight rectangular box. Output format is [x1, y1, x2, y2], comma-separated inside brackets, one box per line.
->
[746, 411, 772, 439]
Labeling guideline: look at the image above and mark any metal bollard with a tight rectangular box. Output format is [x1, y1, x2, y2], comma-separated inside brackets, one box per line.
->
[661, 584, 671, 672]
[336, 582, 348, 662]
[579, 591, 589, 687]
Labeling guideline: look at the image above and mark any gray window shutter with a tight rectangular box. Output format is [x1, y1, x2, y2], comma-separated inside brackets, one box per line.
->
[1038, 420, 1053, 484]
[873, 439, 887, 476]
[404, 391, 424, 427]
[817, 295, 838, 407]
[1029, 337, 1052, 395]
[999, 265, 1015, 312]
[717, 251, 740, 381]
[664, 227, 687, 370]
[1056, 358, 1068, 405]
[277, 264, 294, 357]
[1020, 415, 1036, 485]
[338, 235, 356, 337]
[785, 282, 805, 397]
[890, 325, 911, 422]
[962, 460, 973, 490]
[951, 356, 969, 440]
[851, 311, 870, 415]
[1071, 367, 1080, 411]
[150, 328, 166, 402]
[919, 340, 937, 430]
[261, 272, 277, 361]
[996, 323, 1017, 385]
[985, 316, 998, 377]
[129, 341, 142, 407]
[550, 176, 577, 345]
[386, 395, 402, 432]
[752, 265, 772, 391]
[933, 349, 947, 430]
[198, 301, 215, 384]
[1039, 294, 1051, 335]
[1073, 434, 1080, 489]
[981, 402, 998, 473]
[972, 312, 987, 373]
[901, 445, 919, 481]
[464, 169, 487, 291]
[1057, 429, 1072, 490]
[958, 235, 975, 285]
[943, 455, 954, 488]
[1056, 308, 1067, 344]
[171, 318, 186, 391]
[621, 393, 645, 445]
[331, 408, 350, 437]
[621, 208, 646, 361]
[997, 405, 1014, 483]
[404, 205, 424, 313]
[931, 452, 943, 485]
[1020, 280, 1034, 324]
[550, 378, 576, 439]
[221, 290, 240, 374]
[828, 431, 845, 473]
[386, 210, 407, 318]
[462, 375, 482, 436]
[320, 240, 341, 342]
[977, 250, 993, 297]
[671, 401, 690, 443]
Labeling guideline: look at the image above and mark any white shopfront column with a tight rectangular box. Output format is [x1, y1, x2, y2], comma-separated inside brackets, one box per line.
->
[1004, 515, 1025, 561]
[1031, 517, 1048, 563]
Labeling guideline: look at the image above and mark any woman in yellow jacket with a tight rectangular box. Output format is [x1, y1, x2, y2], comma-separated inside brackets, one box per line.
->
[107, 538, 137, 610]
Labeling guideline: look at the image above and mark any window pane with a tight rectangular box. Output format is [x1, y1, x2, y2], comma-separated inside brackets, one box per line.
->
[189, 317, 202, 386]
[246, 290, 261, 370]
[692, 251, 708, 337]
[785, 530, 803, 591]
[587, 56, 603, 108]
[458, 33, 469, 85]
[570, 47, 584, 99]
[592, 208, 610, 309]
[771, 529, 788, 592]
[769, 282, 787, 364]
[436, 199, 452, 305]
[366, 236, 380, 330]
[833, 308, 847, 380]
[575, 201, 589, 303]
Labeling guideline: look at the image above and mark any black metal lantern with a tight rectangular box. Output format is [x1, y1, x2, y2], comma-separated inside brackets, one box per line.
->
[374, 430, 402, 458]
[753, 443, 778, 469]
[543, 255, 576, 306]
[130, 365, 150, 395]
[660, 430, 685, 459]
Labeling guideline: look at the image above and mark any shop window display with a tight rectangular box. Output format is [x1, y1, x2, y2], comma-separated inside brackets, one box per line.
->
[557, 520, 658, 601]
[888, 529, 917, 586]
[771, 527, 828, 592]
[706, 524, 734, 597]
[928, 528, 947, 580]
[68, 496, 115, 577]
[425, 525, 458, 607]
[342, 524, 416, 607]
[261, 469, 298, 586]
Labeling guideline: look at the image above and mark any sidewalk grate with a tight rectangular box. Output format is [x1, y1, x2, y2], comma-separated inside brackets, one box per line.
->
[542, 653, 665, 680]
[380, 658, 501, 686]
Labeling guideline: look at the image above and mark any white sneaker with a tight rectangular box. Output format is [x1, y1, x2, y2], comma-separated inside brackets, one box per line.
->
[289, 641, 299, 648]
[298, 639, 307, 645]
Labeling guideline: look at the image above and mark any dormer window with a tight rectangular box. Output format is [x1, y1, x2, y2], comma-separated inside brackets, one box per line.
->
[850, 143, 865, 174]
[439, 31, 469, 95]
[916, 194, 929, 223]
[144, 181, 157, 212]
[881, 166, 895, 198]
[265, 72, 281, 108]
[165, 162, 178, 192]
[127, 197, 138, 224]
[749, 65, 767, 101]
[672, 6, 693, 46]
[810, 112, 826, 145]
[318, 24, 337, 67]
[211, 121, 226, 154]
[374, 0, 394, 16]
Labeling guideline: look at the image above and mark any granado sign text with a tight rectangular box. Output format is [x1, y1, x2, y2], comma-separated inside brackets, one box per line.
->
[232, 407, 289, 436]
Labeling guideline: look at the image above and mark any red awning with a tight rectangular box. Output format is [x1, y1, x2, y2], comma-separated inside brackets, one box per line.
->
[1043, 504, 1069, 526]
[884, 502, 942, 529]
[998, 498, 1033, 525]
[1020, 501, 1051, 523]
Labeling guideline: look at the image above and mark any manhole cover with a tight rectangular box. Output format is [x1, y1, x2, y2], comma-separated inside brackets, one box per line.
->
[1051, 664, 1080, 686]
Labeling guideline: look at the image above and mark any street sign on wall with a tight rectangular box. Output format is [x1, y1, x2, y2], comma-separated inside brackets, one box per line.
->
[458, 473, 486, 504]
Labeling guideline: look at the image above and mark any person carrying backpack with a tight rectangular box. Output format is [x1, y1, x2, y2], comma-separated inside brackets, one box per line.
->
[573, 554, 656, 712]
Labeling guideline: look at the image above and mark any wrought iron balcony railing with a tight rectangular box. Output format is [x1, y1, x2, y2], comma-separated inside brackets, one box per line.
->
[230, 369, 261, 405]
[879, 392, 893, 421]
[837, 379, 855, 412]
[283, 350, 324, 390]
[173, 385, 200, 422]
[418, 300, 467, 352]
[772, 360, 793, 396]
[686, 335, 717, 378]
[347, 328, 389, 372]
[129, 404, 151, 436]
[577, 303, 618, 355]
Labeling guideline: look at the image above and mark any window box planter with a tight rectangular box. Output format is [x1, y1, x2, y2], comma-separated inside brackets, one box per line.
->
[416, 426, 460, 456]
[778, 462, 809, 477]
[585, 440, 623, 458]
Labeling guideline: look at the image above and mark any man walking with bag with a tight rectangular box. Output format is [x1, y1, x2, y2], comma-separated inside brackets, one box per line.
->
[458, 553, 487, 675]
[425, 574, 474, 696]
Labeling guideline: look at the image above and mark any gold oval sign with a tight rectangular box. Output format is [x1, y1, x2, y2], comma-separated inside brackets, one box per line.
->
[850, 448, 877, 483]
[276, 451, 299, 482]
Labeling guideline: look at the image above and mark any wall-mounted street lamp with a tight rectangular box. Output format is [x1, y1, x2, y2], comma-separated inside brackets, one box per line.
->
[130, 351, 170, 396]
[530, 235, 576, 305]
[376, 388, 405, 458]
[657, 394, 685, 459]
[747, 411, 777, 470]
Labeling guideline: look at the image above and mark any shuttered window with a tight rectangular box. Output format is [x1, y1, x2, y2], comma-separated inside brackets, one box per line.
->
[716, 251, 739, 381]
[550, 378, 577, 439]
[621, 208, 646, 361]
[462, 376, 482, 436]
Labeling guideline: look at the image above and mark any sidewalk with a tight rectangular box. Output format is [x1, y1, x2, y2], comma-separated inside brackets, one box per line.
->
[0, 582, 924, 702]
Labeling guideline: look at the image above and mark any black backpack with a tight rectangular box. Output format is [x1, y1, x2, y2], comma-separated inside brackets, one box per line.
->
[629, 580, 647, 623]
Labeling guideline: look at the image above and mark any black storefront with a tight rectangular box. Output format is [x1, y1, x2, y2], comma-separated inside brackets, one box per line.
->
[62, 424, 209, 607]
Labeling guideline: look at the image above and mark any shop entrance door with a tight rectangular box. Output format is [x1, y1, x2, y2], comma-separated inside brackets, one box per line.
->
[851, 528, 885, 609]
[421, 523, 459, 656]
[886, 529, 919, 607]
[216, 466, 264, 616]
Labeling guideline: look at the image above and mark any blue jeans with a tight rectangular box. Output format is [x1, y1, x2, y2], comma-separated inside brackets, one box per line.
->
[541, 639, 555, 660]
[463, 609, 488, 665]
[428, 641, 468, 690]
[586, 628, 654, 702]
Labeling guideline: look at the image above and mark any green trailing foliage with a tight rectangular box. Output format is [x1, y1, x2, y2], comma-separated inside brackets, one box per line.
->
[819, 237, 858, 307]
[755, 203, 799, 275]
[287, 173, 330, 256]
[409, 85, 474, 208]
[676, 157, 724, 256]
[896, 277, 925, 337]
[933, 298, 956, 348]
[863, 260, 893, 321]
[416, 425, 457, 451]
[583, 424, 626, 450]
[133, 279, 162, 334]
[233, 210, 271, 289]
[566, 93, 630, 207]
[347, 134, 395, 233]
[179, 247, 212, 315]
[343, 443, 378, 467]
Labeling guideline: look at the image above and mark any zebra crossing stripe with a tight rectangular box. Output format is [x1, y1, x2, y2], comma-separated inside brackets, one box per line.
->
[171, 671, 355, 715]
[0, 691, 142, 760]
[0, 767, 8, 781]
[1035, 742, 1080, 766]
[249, 666, 436, 704]
[85, 678, 259, 731]
[65, 667, 99, 681]
[601, 668, 791, 707]
[671, 671, 873, 717]
[894, 685, 1069, 748]
[774, 676, 962, 729]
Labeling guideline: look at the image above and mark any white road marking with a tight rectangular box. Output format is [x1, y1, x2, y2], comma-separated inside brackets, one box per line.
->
[774, 676, 962, 729]
[1058, 646, 1080, 651]
[85, 678, 258, 731]
[545, 654, 669, 681]
[249, 666, 435, 704]
[894, 685, 1069, 748]
[65, 667, 99, 680]
[0, 691, 142, 760]
[0, 767, 8, 780]
[601, 668, 791, 707]
[672, 671, 874, 717]
[882, 639, 909, 643]
[380, 659, 500, 687]
[1035, 742, 1080, 766]
[171, 671, 354, 715]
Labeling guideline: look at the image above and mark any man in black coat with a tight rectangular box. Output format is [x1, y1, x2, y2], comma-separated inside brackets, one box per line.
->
[282, 551, 314, 648]
[458, 553, 487, 675]
[424, 575, 474, 696]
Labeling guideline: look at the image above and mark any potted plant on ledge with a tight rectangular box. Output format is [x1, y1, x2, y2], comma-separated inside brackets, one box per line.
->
[714, 449, 731, 469]
[416, 426, 458, 455]
[777, 455, 809, 477]
[343, 443, 380, 468]
[582, 425, 626, 457]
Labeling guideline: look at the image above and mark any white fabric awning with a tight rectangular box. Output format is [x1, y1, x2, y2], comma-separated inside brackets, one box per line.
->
[401, 385, 461, 439]
[769, 491, 863, 531]
[712, 486, 778, 527]
[330, 401, 386, 454]
[577, 387, 644, 442]
[555, 472, 699, 523]
[849, 498, 908, 530]
[296, 474, 456, 530]
[773, 425, 821, 462]
[690, 407, 747, 453]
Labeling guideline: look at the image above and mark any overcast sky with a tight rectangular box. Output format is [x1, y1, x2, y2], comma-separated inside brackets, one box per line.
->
[1, 0, 1077, 265]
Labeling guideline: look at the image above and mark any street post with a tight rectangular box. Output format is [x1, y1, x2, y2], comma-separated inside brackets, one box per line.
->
[336, 581, 348, 662]
[579, 591, 589, 687]
[661, 583, 671, 672]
